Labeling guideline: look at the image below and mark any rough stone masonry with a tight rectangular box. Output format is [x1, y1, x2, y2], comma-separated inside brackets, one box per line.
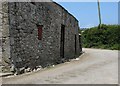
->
[1, 1, 82, 74]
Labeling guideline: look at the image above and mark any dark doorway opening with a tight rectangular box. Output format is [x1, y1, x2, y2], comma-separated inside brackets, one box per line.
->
[79, 34, 82, 52]
[60, 25, 65, 58]
[75, 34, 77, 54]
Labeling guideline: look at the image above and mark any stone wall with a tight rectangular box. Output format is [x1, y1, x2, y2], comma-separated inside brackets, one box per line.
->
[2, 2, 82, 73]
[1, 1, 11, 72]
[0, 1, 2, 68]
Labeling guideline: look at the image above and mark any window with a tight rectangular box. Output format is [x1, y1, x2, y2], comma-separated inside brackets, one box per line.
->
[37, 25, 43, 40]
[31, 2, 35, 5]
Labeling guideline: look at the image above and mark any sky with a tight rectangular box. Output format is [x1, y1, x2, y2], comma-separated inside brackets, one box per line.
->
[53, 1, 118, 28]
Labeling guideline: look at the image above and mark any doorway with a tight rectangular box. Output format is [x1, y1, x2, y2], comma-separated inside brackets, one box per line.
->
[60, 25, 65, 58]
[75, 34, 77, 55]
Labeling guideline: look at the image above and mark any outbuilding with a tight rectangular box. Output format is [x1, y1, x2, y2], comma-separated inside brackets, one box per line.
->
[1, 1, 82, 73]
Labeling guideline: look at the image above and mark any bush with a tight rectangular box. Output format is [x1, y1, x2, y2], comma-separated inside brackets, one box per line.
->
[81, 24, 120, 50]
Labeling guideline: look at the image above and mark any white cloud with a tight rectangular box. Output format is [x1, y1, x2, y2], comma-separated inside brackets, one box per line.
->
[81, 24, 97, 28]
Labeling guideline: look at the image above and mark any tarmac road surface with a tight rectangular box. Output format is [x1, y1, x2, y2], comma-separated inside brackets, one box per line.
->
[2, 48, 118, 84]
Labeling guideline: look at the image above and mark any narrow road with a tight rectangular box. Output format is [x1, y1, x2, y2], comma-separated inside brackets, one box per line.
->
[2, 48, 118, 84]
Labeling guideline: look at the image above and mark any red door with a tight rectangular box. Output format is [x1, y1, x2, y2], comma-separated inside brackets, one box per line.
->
[38, 25, 43, 40]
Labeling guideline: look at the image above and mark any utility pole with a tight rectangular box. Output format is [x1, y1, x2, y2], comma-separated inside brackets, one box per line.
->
[97, 0, 102, 29]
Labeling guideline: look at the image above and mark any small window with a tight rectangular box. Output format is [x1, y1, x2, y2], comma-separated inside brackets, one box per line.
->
[31, 2, 35, 5]
[37, 25, 43, 40]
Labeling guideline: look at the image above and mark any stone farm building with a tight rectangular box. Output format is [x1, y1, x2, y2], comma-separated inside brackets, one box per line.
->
[1, 1, 82, 73]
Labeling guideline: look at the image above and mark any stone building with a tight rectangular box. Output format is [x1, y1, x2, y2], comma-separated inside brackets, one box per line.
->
[1, 1, 82, 73]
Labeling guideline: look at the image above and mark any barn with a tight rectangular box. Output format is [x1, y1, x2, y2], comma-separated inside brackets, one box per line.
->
[1, 1, 82, 73]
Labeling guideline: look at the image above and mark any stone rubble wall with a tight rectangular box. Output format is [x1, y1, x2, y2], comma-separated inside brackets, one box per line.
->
[0, 2, 2, 67]
[1, 1, 11, 72]
[2, 2, 82, 74]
